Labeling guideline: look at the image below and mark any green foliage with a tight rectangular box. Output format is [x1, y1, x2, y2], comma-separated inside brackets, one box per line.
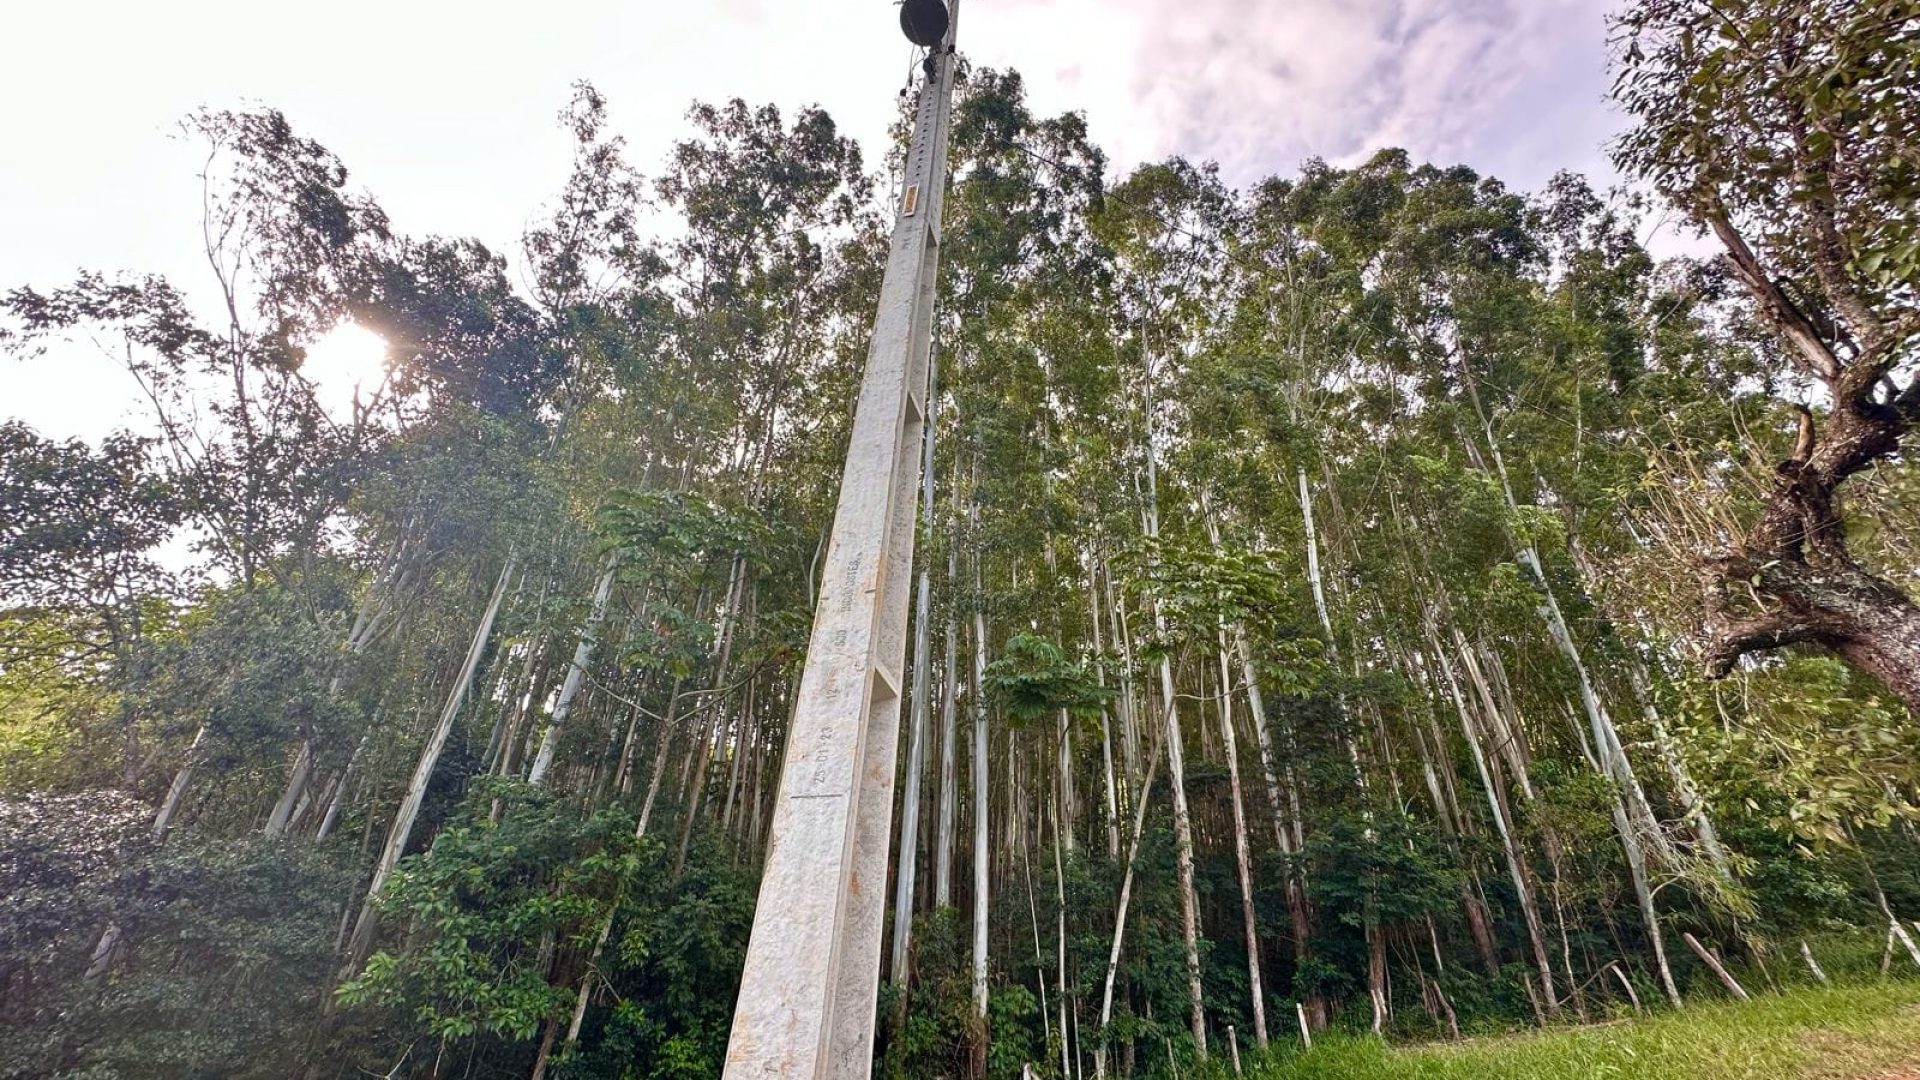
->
[0, 792, 350, 1078]
[1615, 0, 1920, 300]
[0, 611, 115, 792]
[337, 785, 641, 1043]
[558, 837, 759, 1080]
[1675, 657, 1919, 845]
[985, 985, 1043, 1077]
[1306, 814, 1463, 934]
[984, 632, 1111, 727]
[0, 422, 179, 617]
[879, 908, 983, 1080]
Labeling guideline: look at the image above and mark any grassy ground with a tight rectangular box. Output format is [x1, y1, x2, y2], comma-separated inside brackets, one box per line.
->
[1244, 982, 1920, 1080]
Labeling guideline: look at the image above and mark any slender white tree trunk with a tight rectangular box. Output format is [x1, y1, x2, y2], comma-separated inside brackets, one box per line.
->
[315, 731, 369, 840]
[1866, 859, 1920, 969]
[152, 724, 207, 842]
[972, 600, 991, 1020]
[1057, 709, 1076, 855]
[345, 557, 514, 969]
[1467, 415, 1683, 1007]
[267, 553, 407, 838]
[1094, 746, 1161, 1080]
[1052, 791, 1073, 1080]
[893, 349, 940, 981]
[1088, 570, 1122, 860]
[1106, 569, 1142, 794]
[1144, 420, 1206, 1059]
[528, 557, 618, 787]
[1627, 659, 1732, 878]
[636, 683, 684, 836]
[1430, 630, 1558, 1020]
[1216, 632, 1267, 1046]
[1683, 933, 1750, 1000]
[1298, 465, 1386, 1030]
[1800, 940, 1829, 984]
[936, 541, 960, 908]
[1151, 645, 1206, 1053]
[266, 740, 317, 840]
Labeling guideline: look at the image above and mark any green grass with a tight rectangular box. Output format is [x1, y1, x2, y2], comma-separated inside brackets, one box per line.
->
[1245, 982, 1920, 1080]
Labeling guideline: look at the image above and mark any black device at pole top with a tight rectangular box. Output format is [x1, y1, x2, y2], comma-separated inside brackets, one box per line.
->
[900, 0, 950, 47]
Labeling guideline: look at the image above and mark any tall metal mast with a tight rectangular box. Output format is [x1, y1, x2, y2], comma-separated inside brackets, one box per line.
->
[721, 4, 959, 1077]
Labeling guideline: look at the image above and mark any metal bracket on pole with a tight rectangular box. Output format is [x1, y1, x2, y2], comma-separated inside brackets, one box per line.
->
[721, 8, 960, 1079]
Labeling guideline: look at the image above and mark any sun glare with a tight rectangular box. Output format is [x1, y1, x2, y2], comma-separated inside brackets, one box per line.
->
[304, 322, 390, 417]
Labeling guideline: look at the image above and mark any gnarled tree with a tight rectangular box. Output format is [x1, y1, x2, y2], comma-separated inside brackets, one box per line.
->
[1613, 0, 1920, 708]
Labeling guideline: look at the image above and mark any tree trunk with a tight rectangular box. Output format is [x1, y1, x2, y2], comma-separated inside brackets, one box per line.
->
[315, 731, 369, 840]
[1864, 855, 1920, 969]
[892, 350, 940, 983]
[528, 557, 618, 787]
[971, 600, 991, 1024]
[265, 740, 316, 840]
[1155, 649, 1207, 1057]
[1229, 628, 1325, 1027]
[267, 556, 403, 838]
[1707, 554, 1920, 712]
[152, 724, 207, 842]
[1630, 660, 1734, 879]
[1799, 939, 1829, 984]
[1052, 789, 1073, 1080]
[344, 557, 514, 971]
[1089, 565, 1122, 860]
[1464, 418, 1685, 1008]
[1432, 633, 1557, 1020]
[1095, 746, 1161, 1080]
[1139, 373, 1206, 1059]
[1692, 208, 1920, 709]
[1682, 933, 1750, 1000]
[1215, 633, 1267, 1047]
[936, 544, 960, 909]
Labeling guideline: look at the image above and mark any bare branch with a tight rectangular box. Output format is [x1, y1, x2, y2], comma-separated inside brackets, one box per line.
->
[1701, 609, 1821, 680]
[1704, 207, 1843, 383]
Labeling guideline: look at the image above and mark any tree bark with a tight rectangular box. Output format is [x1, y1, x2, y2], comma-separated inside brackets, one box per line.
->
[527, 557, 618, 787]
[971, 599, 991, 1024]
[1462, 413, 1685, 1007]
[1431, 632, 1558, 1021]
[1094, 746, 1161, 1080]
[152, 724, 207, 842]
[892, 346, 940, 983]
[1215, 633, 1267, 1047]
[1682, 932, 1750, 1000]
[936, 543, 960, 908]
[1693, 208, 1920, 711]
[1705, 553, 1920, 711]
[1799, 940, 1829, 984]
[344, 557, 514, 971]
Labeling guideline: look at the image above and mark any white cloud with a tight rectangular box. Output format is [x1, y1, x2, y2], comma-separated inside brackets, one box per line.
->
[1108, 0, 1622, 185]
[1, 0, 1632, 442]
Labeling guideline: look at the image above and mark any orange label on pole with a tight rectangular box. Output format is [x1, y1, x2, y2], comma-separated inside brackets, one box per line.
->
[901, 184, 920, 216]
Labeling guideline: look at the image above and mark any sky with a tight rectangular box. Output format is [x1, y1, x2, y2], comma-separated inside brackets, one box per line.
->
[1, 0, 1632, 444]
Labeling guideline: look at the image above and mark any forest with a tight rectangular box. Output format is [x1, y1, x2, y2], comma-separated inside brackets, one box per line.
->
[2, 1, 1918, 1078]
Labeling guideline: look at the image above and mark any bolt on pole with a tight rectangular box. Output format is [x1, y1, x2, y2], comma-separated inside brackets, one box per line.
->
[720, 5, 960, 1079]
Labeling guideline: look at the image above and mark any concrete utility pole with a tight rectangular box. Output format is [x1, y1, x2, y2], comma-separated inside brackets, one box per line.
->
[721, 5, 959, 1078]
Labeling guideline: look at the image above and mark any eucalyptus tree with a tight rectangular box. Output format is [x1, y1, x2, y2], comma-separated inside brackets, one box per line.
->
[1089, 157, 1237, 1059]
